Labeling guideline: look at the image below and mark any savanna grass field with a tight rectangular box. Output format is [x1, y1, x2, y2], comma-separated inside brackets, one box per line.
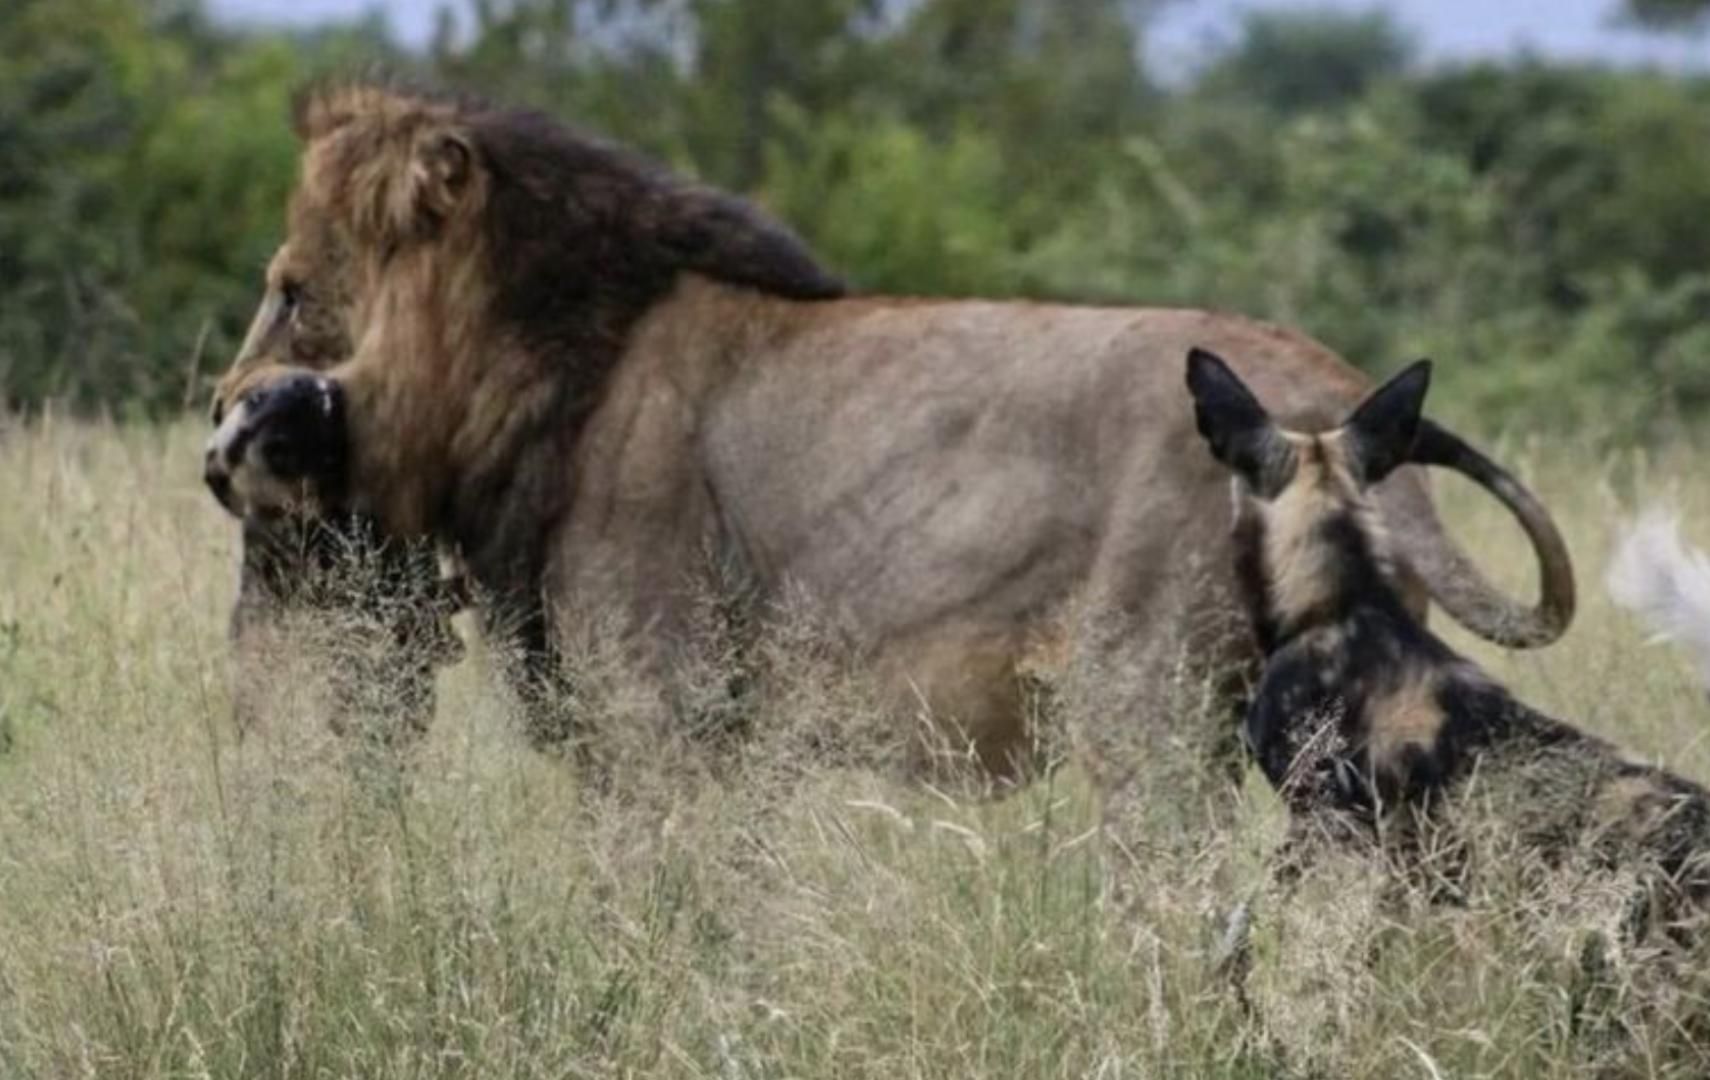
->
[4, 412, 1710, 1078]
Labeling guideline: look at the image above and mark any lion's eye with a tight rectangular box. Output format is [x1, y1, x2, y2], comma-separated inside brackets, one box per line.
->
[279, 281, 303, 318]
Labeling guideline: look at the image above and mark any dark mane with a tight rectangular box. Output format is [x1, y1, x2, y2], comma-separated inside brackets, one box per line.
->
[469, 102, 845, 348]
[287, 75, 848, 617]
[293, 75, 846, 338]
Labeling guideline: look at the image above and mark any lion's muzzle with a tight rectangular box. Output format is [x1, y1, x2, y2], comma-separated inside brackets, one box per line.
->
[203, 372, 348, 519]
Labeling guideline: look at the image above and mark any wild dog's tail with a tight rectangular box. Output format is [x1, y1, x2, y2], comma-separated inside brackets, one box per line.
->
[1607, 507, 1710, 693]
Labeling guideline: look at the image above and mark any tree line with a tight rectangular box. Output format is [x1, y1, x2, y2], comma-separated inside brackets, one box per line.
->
[3, 0, 1708, 437]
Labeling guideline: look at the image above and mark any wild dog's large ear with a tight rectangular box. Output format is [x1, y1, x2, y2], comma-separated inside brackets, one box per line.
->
[1342, 359, 1432, 487]
[1186, 347, 1295, 498]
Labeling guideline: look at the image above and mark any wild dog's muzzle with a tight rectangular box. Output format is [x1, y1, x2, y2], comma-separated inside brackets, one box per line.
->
[204, 372, 347, 518]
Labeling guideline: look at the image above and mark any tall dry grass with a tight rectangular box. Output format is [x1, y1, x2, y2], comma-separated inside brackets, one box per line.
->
[3, 415, 1710, 1078]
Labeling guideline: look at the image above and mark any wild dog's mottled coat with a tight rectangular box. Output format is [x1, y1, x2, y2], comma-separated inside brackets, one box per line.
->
[1190, 347, 1710, 914]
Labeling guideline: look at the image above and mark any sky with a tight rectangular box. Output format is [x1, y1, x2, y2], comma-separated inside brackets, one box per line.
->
[211, 0, 1709, 71]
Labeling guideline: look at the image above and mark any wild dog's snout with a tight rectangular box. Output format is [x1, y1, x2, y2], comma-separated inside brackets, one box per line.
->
[203, 410, 252, 511]
[203, 445, 234, 509]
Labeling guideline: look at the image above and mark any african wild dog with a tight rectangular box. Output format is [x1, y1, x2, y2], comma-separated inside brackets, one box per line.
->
[1186, 346, 1710, 932]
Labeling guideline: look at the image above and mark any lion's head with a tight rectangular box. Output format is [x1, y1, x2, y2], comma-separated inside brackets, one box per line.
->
[205, 77, 842, 536]
[213, 222, 355, 424]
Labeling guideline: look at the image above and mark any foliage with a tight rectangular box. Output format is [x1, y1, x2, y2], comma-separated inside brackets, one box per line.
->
[1625, 0, 1710, 31]
[1, 0, 1708, 437]
[0, 0, 398, 414]
[1198, 7, 1416, 114]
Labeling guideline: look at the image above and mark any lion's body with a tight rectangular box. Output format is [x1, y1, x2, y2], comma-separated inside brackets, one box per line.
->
[536, 282, 1384, 775]
[239, 260, 1429, 779]
[206, 81, 1571, 787]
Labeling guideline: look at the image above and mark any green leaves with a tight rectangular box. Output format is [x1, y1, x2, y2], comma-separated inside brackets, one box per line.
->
[1624, 0, 1710, 31]
[6, 0, 1710, 438]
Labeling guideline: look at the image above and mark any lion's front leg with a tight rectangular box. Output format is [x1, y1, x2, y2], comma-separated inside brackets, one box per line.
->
[542, 541, 744, 763]
[535, 446, 755, 781]
[228, 510, 463, 748]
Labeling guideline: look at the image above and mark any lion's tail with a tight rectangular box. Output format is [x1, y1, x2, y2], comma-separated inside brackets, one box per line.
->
[1607, 506, 1710, 694]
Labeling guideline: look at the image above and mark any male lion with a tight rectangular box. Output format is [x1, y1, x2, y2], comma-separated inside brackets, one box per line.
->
[205, 80, 1574, 794]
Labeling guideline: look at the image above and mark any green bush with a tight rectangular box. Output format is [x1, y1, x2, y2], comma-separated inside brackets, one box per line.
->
[3, 0, 1709, 440]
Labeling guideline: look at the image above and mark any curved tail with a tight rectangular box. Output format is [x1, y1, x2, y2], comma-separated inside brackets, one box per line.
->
[1383, 419, 1576, 649]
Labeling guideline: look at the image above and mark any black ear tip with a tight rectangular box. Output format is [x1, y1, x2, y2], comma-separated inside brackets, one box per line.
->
[1372, 357, 1433, 406]
[1185, 346, 1228, 389]
[1403, 359, 1433, 403]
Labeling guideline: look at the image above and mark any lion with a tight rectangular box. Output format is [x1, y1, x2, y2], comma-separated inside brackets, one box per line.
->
[204, 80, 1575, 796]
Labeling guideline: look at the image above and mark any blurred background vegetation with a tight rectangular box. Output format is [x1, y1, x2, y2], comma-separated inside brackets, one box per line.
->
[3, 0, 1709, 437]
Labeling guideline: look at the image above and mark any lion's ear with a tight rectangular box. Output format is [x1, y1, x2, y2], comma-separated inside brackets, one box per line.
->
[406, 130, 474, 226]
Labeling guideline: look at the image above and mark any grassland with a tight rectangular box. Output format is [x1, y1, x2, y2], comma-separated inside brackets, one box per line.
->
[4, 415, 1710, 1078]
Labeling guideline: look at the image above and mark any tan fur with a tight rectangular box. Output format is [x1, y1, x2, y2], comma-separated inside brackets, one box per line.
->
[1364, 670, 1447, 775]
[1257, 432, 1393, 633]
[1594, 774, 1670, 834]
[873, 622, 1037, 782]
[206, 82, 1571, 783]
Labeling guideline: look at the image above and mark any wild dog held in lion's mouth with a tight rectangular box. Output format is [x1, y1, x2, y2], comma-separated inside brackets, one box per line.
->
[205, 206, 460, 744]
[202, 78, 1575, 808]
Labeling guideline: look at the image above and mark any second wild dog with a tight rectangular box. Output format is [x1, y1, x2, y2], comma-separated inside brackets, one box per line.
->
[1187, 346, 1710, 930]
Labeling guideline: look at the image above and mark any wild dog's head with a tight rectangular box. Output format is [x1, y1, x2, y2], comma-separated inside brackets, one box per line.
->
[205, 370, 348, 519]
[1186, 347, 1432, 648]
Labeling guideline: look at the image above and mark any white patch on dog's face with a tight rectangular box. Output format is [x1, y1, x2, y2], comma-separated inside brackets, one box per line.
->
[202, 380, 335, 519]
[204, 396, 257, 516]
